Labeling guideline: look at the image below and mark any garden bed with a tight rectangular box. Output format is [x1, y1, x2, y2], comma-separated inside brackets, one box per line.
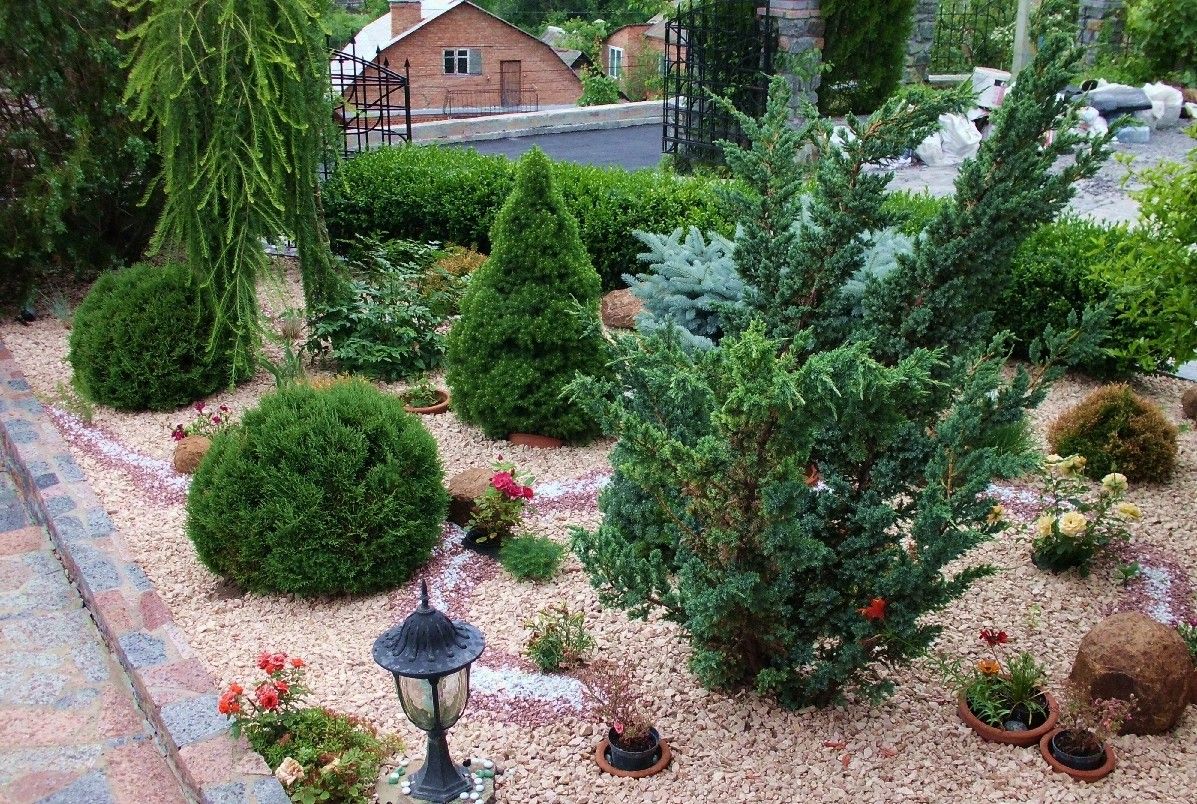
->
[3, 276, 1196, 802]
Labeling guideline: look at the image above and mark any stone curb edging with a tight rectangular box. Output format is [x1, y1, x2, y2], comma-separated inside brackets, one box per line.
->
[411, 100, 660, 144]
[0, 339, 288, 804]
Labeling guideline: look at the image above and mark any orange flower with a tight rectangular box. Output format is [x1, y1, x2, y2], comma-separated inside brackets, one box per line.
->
[290, 657, 305, 669]
[976, 659, 1001, 676]
[227, 682, 244, 696]
[217, 690, 241, 715]
[859, 597, 887, 622]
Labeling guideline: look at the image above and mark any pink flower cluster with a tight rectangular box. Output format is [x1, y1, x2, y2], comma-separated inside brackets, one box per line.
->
[491, 471, 533, 501]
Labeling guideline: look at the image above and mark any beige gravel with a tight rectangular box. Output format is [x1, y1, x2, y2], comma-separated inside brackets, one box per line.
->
[3, 269, 1196, 804]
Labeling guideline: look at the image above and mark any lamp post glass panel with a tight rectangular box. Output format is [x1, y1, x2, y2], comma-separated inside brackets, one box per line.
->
[374, 580, 486, 802]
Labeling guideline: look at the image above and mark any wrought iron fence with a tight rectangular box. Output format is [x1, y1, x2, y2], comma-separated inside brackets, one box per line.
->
[928, 0, 1018, 74]
[662, 0, 777, 164]
[443, 89, 540, 117]
[326, 38, 412, 178]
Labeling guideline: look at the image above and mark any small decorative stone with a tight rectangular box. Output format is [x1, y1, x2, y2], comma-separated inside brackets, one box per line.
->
[459, 792, 470, 800]
[1002, 720, 1029, 732]
[399, 757, 410, 767]
[401, 786, 411, 796]
[470, 794, 480, 801]
[478, 769, 494, 778]
[482, 759, 493, 769]
[387, 772, 401, 785]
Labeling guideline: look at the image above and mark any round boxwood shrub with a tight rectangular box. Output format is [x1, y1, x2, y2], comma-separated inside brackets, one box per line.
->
[186, 379, 448, 595]
[69, 261, 240, 411]
[1048, 384, 1179, 483]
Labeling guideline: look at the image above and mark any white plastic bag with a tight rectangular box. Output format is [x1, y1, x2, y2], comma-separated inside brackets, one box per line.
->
[1143, 82, 1184, 128]
[1072, 106, 1109, 138]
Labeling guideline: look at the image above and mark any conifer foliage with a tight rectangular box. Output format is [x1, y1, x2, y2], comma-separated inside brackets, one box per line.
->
[123, 0, 339, 378]
[445, 148, 608, 443]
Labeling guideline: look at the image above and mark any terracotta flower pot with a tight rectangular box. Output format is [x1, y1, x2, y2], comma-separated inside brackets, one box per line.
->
[1039, 728, 1116, 782]
[508, 432, 564, 449]
[957, 691, 1059, 747]
[403, 389, 450, 415]
[594, 729, 671, 778]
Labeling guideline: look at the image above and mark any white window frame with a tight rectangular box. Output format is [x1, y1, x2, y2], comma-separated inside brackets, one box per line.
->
[444, 47, 482, 75]
[607, 45, 624, 79]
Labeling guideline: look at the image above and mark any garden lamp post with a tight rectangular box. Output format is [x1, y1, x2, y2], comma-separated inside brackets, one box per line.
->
[373, 580, 486, 803]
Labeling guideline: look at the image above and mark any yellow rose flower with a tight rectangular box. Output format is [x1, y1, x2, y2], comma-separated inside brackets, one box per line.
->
[1116, 501, 1142, 520]
[1035, 515, 1055, 537]
[1058, 511, 1089, 536]
[1060, 454, 1087, 476]
[1101, 472, 1128, 495]
[987, 504, 1005, 526]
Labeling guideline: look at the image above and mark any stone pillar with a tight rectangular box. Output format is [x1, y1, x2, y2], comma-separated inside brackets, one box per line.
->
[904, 0, 939, 83]
[771, 0, 824, 109]
[1077, 0, 1125, 63]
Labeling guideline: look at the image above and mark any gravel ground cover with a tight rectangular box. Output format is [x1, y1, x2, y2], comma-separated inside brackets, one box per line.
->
[3, 272, 1196, 803]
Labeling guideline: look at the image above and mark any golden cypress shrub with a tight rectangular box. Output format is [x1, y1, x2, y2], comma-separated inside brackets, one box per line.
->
[1048, 384, 1178, 482]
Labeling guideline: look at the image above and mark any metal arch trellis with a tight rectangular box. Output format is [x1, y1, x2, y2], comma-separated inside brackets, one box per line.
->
[327, 38, 412, 177]
[662, 0, 777, 165]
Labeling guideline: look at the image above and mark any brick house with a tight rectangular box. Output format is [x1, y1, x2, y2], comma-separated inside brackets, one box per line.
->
[340, 0, 583, 119]
[602, 15, 671, 100]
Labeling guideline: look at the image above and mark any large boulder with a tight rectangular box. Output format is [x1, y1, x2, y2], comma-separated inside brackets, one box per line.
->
[172, 436, 211, 475]
[447, 467, 492, 527]
[601, 289, 643, 330]
[1068, 611, 1195, 734]
[1182, 386, 1197, 421]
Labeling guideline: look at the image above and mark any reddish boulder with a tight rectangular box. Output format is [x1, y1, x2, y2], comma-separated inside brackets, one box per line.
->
[1068, 611, 1195, 734]
[172, 436, 211, 475]
[601, 289, 643, 330]
[1181, 387, 1197, 421]
[447, 467, 492, 527]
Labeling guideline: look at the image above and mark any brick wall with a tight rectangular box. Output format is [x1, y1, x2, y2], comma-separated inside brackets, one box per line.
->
[377, 4, 583, 117]
[771, 0, 824, 108]
[1078, 0, 1125, 63]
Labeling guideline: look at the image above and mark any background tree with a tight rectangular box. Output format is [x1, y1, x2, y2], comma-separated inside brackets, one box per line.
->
[820, 0, 918, 114]
[445, 148, 608, 443]
[124, 0, 340, 378]
[0, 0, 160, 304]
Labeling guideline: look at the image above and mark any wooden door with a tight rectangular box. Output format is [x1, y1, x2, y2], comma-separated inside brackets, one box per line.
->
[500, 60, 521, 107]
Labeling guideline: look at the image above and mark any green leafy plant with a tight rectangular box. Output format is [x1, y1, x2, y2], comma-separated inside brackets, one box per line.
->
[124, 0, 340, 379]
[307, 238, 445, 382]
[467, 458, 534, 548]
[400, 376, 441, 409]
[1048, 384, 1179, 482]
[1125, 0, 1197, 84]
[935, 629, 1050, 729]
[524, 604, 594, 672]
[1115, 561, 1143, 585]
[186, 379, 447, 596]
[1177, 620, 1197, 661]
[68, 262, 245, 412]
[1029, 455, 1142, 575]
[445, 148, 609, 442]
[219, 651, 401, 804]
[423, 245, 486, 317]
[259, 340, 309, 389]
[499, 535, 565, 582]
[578, 67, 621, 106]
[40, 381, 96, 424]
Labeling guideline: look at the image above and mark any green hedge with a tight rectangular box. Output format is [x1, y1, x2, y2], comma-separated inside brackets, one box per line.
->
[323, 145, 729, 290]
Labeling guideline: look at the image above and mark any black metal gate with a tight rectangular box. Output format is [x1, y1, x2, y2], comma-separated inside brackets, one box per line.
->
[328, 38, 412, 174]
[928, 0, 1018, 74]
[662, 0, 777, 164]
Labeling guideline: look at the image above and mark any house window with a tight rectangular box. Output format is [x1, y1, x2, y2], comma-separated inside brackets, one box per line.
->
[444, 48, 482, 75]
[607, 46, 623, 79]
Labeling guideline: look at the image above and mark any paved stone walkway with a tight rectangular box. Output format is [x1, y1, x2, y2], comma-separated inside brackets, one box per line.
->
[0, 469, 189, 804]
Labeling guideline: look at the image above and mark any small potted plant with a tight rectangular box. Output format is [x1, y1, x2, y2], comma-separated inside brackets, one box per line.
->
[401, 375, 450, 415]
[170, 401, 233, 474]
[1040, 681, 1136, 782]
[582, 660, 670, 778]
[1177, 619, 1197, 697]
[1030, 456, 1142, 576]
[936, 628, 1059, 747]
[463, 458, 533, 553]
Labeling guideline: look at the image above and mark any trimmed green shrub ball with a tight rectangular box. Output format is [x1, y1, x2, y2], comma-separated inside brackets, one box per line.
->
[186, 379, 448, 596]
[69, 262, 240, 411]
[1048, 384, 1179, 483]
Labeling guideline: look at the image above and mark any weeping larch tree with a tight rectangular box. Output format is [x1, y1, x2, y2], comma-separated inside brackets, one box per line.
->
[123, 0, 340, 377]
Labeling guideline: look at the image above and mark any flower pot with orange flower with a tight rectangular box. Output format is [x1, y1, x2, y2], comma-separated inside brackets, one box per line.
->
[935, 628, 1059, 747]
[464, 457, 534, 553]
[582, 660, 670, 777]
[1039, 681, 1135, 782]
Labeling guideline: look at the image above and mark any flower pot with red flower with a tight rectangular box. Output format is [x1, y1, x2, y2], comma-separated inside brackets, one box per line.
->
[464, 457, 534, 553]
[935, 628, 1059, 747]
[171, 401, 234, 474]
[1039, 682, 1135, 781]
[583, 660, 670, 777]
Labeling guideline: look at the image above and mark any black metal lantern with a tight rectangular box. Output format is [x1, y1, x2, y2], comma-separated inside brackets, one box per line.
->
[373, 580, 486, 803]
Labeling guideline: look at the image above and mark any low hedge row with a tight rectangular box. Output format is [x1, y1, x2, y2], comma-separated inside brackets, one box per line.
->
[323, 145, 729, 291]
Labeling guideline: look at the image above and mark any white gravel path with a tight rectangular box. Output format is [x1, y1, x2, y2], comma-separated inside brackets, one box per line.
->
[3, 274, 1196, 803]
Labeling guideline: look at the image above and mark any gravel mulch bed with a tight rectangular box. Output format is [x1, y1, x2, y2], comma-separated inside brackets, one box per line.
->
[3, 277, 1196, 803]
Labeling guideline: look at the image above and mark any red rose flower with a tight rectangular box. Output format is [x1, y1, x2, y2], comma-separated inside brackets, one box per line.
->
[274, 680, 290, 696]
[290, 657, 305, 668]
[255, 683, 280, 711]
[218, 690, 241, 715]
[859, 597, 887, 621]
[979, 628, 1008, 647]
[227, 682, 244, 696]
[257, 651, 287, 674]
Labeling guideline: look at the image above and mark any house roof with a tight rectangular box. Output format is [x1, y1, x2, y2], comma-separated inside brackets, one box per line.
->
[551, 48, 591, 69]
[330, 0, 456, 79]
